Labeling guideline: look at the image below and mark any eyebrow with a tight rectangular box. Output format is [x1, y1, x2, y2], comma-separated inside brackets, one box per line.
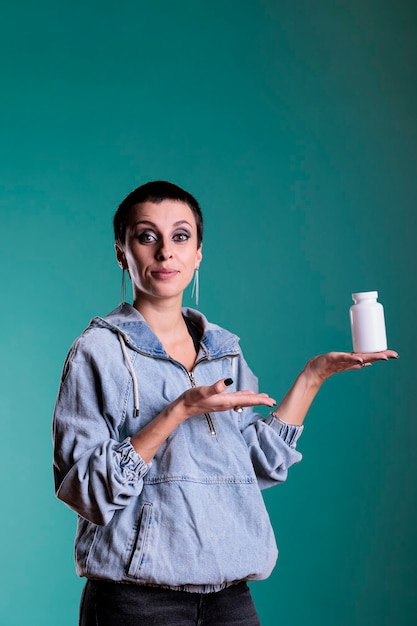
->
[134, 219, 193, 228]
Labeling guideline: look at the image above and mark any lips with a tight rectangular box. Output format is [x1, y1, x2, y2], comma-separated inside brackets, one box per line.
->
[151, 268, 179, 280]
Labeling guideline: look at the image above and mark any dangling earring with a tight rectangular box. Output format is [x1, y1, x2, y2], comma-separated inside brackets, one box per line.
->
[121, 268, 127, 304]
[191, 267, 199, 307]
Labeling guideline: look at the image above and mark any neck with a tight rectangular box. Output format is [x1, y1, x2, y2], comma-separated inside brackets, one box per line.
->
[133, 296, 185, 337]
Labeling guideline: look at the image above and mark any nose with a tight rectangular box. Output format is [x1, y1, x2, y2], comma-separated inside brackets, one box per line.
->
[155, 237, 173, 261]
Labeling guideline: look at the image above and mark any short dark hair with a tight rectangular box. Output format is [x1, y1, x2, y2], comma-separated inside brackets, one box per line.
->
[113, 180, 204, 246]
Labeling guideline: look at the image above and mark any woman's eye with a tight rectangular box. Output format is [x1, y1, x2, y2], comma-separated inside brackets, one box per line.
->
[173, 232, 191, 242]
[137, 232, 157, 243]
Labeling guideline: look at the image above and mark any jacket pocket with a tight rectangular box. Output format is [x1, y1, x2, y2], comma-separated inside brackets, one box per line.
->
[126, 502, 153, 578]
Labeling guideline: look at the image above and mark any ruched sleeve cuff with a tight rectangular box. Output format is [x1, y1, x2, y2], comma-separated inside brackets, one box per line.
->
[114, 438, 151, 483]
[265, 413, 304, 449]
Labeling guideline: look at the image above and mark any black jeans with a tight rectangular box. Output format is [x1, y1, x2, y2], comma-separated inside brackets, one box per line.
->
[79, 579, 261, 626]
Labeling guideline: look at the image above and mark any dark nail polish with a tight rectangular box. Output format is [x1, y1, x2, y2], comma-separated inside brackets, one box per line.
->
[224, 378, 233, 386]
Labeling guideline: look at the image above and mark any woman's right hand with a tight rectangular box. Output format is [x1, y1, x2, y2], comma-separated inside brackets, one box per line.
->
[172, 378, 276, 420]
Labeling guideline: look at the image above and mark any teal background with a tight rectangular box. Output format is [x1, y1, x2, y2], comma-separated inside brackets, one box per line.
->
[1, 0, 416, 624]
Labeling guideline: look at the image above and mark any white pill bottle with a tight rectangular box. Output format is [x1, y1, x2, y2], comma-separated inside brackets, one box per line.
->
[350, 291, 388, 353]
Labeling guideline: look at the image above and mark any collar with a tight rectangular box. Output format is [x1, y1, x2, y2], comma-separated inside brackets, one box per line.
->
[89, 303, 240, 360]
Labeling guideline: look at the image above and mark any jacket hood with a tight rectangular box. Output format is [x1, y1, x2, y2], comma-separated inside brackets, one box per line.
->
[89, 303, 240, 360]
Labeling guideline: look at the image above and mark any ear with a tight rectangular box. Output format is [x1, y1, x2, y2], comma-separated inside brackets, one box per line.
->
[115, 243, 128, 270]
[195, 243, 203, 268]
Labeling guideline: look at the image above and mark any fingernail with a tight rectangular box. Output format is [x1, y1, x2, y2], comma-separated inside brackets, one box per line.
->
[224, 378, 233, 386]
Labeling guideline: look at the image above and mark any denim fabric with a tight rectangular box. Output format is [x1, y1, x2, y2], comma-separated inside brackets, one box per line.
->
[79, 581, 261, 626]
[53, 304, 303, 592]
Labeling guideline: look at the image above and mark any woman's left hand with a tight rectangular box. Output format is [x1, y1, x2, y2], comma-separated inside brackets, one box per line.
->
[304, 349, 399, 386]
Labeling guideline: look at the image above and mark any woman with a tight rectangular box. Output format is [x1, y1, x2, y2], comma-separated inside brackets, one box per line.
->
[53, 181, 397, 626]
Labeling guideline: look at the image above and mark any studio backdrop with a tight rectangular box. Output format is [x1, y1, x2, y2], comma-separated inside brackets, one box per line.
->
[1, 1, 416, 625]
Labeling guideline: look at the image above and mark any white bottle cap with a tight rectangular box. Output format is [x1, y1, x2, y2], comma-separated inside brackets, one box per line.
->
[352, 291, 378, 302]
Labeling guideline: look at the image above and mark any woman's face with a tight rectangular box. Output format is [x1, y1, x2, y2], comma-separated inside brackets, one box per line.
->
[116, 200, 202, 306]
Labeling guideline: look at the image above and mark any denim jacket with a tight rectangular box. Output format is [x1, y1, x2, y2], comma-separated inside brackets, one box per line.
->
[53, 304, 303, 593]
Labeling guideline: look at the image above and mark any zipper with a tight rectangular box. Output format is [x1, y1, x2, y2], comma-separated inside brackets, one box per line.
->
[188, 370, 217, 437]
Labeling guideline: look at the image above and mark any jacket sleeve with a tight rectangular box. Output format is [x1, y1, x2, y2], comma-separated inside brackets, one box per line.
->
[233, 350, 304, 489]
[52, 331, 150, 526]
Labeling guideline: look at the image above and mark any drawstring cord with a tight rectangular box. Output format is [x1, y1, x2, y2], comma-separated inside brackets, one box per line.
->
[231, 355, 238, 379]
[118, 333, 140, 417]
